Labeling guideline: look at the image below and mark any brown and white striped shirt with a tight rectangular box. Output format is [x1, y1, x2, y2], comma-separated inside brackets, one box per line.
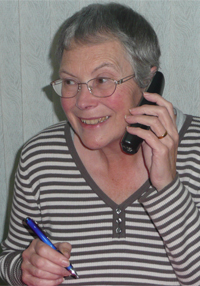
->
[1, 113, 200, 286]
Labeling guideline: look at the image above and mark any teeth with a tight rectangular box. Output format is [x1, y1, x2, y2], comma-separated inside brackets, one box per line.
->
[81, 116, 109, 125]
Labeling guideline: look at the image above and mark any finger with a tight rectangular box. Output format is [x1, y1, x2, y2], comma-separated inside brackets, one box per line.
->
[22, 271, 64, 286]
[129, 103, 174, 127]
[126, 122, 176, 166]
[143, 92, 177, 124]
[55, 242, 72, 259]
[156, 130, 168, 140]
[128, 104, 178, 142]
[132, 126, 176, 170]
[35, 240, 70, 269]
[140, 133, 176, 190]
[22, 258, 64, 280]
[126, 113, 166, 139]
[130, 92, 176, 128]
[29, 253, 70, 278]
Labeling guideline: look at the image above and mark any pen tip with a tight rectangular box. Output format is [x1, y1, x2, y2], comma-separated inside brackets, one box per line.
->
[70, 269, 79, 279]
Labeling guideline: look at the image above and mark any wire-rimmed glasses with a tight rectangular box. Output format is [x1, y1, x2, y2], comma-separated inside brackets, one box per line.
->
[51, 74, 135, 98]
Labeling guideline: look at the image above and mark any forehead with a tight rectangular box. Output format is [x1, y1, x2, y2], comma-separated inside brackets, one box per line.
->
[59, 39, 131, 74]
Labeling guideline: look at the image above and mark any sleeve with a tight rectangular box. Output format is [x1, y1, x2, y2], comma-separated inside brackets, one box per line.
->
[139, 173, 200, 286]
[0, 150, 41, 285]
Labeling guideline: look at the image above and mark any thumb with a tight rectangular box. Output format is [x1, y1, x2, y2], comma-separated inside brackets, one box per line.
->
[55, 242, 72, 258]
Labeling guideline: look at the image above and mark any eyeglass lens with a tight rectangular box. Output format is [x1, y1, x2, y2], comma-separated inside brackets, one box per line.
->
[53, 78, 117, 98]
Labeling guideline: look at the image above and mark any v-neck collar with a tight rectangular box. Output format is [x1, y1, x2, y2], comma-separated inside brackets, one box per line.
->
[65, 122, 151, 210]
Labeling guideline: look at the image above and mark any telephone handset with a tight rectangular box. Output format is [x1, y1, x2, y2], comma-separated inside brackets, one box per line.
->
[121, 71, 165, 154]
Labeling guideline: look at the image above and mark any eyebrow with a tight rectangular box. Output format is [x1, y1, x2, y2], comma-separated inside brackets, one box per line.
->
[59, 62, 119, 78]
[59, 70, 76, 77]
[92, 62, 118, 73]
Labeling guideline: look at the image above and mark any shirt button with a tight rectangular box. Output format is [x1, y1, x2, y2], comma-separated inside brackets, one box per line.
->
[116, 218, 122, 224]
[116, 208, 121, 214]
[116, 227, 122, 234]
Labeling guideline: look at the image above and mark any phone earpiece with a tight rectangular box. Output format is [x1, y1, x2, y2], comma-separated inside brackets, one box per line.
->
[121, 71, 165, 154]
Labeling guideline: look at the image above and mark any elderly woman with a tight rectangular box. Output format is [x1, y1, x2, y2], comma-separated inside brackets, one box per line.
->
[1, 2, 200, 286]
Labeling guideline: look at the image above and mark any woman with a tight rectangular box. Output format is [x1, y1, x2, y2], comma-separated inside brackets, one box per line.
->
[1, 2, 200, 286]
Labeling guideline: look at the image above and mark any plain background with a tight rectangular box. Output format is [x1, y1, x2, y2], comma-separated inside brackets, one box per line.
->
[0, 0, 200, 284]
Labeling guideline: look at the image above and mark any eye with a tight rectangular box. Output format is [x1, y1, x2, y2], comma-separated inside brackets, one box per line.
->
[92, 77, 112, 89]
[96, 77, 110, 84]
[63, 79, 77, 86]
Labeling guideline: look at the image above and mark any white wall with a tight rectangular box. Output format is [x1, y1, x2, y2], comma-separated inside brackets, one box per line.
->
[0, 0, 200, 244]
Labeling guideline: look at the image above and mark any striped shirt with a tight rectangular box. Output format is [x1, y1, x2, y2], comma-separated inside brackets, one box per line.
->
[1, 113, 200, 286]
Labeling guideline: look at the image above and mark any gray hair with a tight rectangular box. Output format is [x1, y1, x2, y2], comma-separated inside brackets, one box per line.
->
[56, 2, 161, 88]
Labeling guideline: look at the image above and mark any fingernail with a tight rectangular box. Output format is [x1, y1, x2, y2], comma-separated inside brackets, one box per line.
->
[61, 248, 69, 254]
[58, 277, 65, 284]
[62, 260, 69, 267]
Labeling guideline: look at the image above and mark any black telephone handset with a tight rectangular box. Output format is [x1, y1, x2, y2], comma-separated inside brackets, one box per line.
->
[121, 71, 165, 154]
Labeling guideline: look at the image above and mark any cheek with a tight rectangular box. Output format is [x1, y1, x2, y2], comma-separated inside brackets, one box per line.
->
[61, 98, 75, 114]
[111, 88, 137, 114]
[109, 95, 125, 111]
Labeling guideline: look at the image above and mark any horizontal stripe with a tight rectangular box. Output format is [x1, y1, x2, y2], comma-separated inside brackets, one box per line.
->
[1, 116, 200, 286]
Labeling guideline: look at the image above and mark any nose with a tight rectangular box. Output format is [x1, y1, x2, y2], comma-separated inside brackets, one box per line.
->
[75, 83, 98, 110]
[78, 82, 92, 94]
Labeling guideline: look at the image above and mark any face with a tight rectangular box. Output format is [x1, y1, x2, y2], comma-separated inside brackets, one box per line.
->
[59, 39, 142, 151]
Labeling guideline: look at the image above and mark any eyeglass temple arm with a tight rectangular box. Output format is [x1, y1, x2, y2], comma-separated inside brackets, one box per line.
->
[117, 74, 135, 85]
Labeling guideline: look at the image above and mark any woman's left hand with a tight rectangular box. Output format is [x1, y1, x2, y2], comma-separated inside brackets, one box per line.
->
[125, 92, 179, 191]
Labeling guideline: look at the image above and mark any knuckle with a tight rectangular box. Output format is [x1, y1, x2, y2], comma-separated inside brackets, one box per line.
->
[22, 250, 27, 261]
[159, 105, 168, 117]
[167, 138, 174, 148]
[32, 266, 43, 278]
[37, 243, 48, 256]
[159, 105, 166, 112]
[160, 144, 169, 156]
[146, 131, 153, 141]
[33, 256, 46, 269]
[21, 273, 33, 286]
[168, 101, 174, 111]
[174, 133, 179, 144]
[151, 116, 159, 125]
[169, 133, 179, 149]
[21, 276, 29, 285]
[21, 261, 26, 272]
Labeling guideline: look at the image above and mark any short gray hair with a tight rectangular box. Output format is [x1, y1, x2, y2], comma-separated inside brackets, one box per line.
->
[56, 2, 161, 88]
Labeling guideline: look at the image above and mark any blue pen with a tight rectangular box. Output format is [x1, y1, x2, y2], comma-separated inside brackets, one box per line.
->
[25, 217, 79, 279]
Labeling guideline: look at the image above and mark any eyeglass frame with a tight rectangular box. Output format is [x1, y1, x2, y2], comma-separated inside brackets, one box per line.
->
[51, 74, 135, 98]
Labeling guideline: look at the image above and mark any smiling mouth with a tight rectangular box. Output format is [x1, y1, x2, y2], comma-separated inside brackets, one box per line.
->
[81, 116, 109, 125]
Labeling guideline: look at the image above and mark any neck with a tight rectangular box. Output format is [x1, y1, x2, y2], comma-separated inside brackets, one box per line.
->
[74, 133, 148, 204]
[74, 133, 142, 171]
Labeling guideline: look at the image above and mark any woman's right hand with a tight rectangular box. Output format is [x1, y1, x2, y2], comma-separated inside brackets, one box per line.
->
[21, 239, 72, 286]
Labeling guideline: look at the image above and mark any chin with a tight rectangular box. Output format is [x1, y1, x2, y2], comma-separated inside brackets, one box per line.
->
[80, 135, 121, 151]
[75, 126, 123, 151]
[81, 139, 105, 150]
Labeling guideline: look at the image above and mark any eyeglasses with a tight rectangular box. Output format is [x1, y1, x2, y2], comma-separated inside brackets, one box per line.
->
[51, 74, 135, 98]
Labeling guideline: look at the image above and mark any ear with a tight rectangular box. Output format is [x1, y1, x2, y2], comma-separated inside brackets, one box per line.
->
[150, 66, 157, 75]
[142, 66, 158, 92]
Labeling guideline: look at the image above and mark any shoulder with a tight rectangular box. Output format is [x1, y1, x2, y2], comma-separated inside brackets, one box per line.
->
[21, 121, 71, 159]
[25, 121, 67, 143]
[179, 114, 200, 142]
[188, 115, 200, 131]
[15, 121, 77, 190]
[177, 114, 200, 169]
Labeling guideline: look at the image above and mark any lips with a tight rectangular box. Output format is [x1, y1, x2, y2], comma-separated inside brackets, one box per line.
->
[81, 116, 109, 125]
